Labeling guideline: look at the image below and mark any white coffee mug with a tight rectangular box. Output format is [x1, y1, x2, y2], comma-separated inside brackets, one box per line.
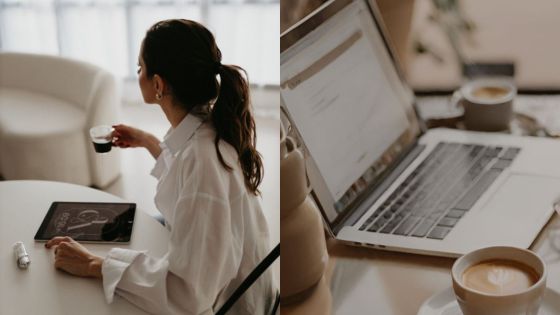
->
[456, 78, 516, 131]
[451, 246, 546, 315]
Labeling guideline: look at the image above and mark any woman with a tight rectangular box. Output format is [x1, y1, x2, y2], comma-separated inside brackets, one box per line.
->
[45, 19, 276, 314]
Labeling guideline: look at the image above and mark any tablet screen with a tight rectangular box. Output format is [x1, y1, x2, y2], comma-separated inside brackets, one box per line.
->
[34, 202, 136, 243]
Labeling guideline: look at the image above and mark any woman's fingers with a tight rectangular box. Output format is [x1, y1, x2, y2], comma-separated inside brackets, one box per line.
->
[45, 236, 74, 248]
[110, 124, 145, 149]
[112, 124, 127, 131]
[48, 240, 103, 278]
[113, 124, 134, 135]
[113, 140, 131, 148]
[54, 242, 81, 259]
[53, 252, 73, 272]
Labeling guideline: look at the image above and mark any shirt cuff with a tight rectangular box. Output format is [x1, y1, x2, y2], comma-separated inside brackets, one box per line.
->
[102, 248, 146, 304]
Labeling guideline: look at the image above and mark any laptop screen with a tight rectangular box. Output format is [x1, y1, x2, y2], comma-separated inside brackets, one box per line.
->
[280, 0, 421, 228]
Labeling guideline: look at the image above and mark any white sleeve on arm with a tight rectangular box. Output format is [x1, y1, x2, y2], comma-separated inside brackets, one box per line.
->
[101, 191, 242, 314]
[102, 250, 197, 315]
[150, 143, 173, 179]
[102, 248, 146, 303]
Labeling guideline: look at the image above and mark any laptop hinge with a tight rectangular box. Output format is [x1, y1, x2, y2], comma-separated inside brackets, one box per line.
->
[332, 142, 426, 235]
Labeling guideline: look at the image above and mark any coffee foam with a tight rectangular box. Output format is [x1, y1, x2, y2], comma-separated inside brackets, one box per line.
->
[471, 86, 510, 100]
[461, 259, 539, 295]
[462, 80, 516, 106]
[92, 137, 111, 144]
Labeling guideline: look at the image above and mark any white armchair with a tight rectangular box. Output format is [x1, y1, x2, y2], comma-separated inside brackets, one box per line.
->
[0, 52, 121, 187]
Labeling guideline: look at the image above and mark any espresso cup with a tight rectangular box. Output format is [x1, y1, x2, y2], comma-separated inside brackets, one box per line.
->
[458, 78, 516, 131]
[89, 125, 114, 153]
[451, 246, 546, 315]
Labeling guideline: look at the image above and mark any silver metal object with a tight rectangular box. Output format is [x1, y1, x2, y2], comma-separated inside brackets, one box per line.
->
[13, 241, 30, 269]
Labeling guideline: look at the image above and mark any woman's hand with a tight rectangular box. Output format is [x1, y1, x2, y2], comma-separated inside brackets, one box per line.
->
[112, 124, 162, 158]
[112, 124, 149, 148]
[45, 236, 103, 279]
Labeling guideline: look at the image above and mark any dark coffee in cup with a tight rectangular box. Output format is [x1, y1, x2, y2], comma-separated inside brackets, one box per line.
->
[92, 140, 112, 153]
[89, 125, 113, 154]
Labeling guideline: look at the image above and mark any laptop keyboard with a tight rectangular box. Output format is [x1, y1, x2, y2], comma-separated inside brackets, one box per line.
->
[358, 142, 520, 240]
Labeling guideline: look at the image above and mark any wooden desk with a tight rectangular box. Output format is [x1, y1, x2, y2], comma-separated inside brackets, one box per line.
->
[0, 180, 169, 315]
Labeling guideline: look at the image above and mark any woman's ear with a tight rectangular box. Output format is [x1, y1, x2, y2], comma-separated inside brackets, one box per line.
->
[153, 74, 164, 94]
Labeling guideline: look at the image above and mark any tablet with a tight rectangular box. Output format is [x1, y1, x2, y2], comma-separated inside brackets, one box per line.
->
[34, 202, 136, 243]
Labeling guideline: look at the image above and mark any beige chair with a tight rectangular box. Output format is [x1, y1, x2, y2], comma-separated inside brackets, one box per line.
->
[0, 52, 121, 187]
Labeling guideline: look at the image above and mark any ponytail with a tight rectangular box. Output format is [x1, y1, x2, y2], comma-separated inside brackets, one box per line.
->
[213, 64, 263, 195]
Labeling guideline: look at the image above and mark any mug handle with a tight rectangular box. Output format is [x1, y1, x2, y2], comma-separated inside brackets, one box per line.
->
[450, 89, 466, 115]
[424, 90, 465, 129]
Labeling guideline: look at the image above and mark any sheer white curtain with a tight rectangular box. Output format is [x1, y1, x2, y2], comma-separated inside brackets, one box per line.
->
[0, 0, 279, 86]
[0, 0, 59, 55]
[210, 2, 279, 87]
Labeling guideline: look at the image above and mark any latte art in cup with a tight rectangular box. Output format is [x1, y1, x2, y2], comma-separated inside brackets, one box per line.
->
[461, 259, 539, 295]
[452, 246, 546, 315]
[471, 86, 510, 101]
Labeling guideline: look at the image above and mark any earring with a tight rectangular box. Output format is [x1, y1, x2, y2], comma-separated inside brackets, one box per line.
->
[156, 93, 162, 100]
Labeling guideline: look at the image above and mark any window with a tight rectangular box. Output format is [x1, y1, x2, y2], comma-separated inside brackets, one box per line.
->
[0, 0, 279, 86]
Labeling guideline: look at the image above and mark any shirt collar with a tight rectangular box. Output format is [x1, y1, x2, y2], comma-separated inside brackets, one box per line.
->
[162, 114, 204, 154]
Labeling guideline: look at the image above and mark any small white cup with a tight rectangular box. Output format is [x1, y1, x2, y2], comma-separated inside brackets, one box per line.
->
[458, 78, 516, 131]
[451, 246, 547, 315]
[89, 125, 113, 153]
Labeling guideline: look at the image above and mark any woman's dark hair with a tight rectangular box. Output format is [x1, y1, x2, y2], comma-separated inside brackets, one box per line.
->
[142, 19, 263, 195]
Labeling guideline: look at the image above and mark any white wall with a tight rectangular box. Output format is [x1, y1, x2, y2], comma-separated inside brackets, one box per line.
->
[408, 0, 560, 90]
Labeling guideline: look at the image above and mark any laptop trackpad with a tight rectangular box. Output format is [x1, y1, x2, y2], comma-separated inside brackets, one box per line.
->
[461, 173, 560, 247]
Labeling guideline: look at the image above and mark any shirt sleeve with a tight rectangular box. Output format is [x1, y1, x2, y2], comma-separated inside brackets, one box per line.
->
[150, 143, 173, 180]
[102, 248, 145, 303]
[101, 158, 243, 315]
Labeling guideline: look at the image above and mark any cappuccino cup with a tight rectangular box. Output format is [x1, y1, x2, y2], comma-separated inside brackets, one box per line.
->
[89, 125, 114, 153]
[458, 78, 516, 131]
[452, 246, 546, 315]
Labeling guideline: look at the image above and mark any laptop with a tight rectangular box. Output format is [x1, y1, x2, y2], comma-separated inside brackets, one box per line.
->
[280, 0, 560, 257]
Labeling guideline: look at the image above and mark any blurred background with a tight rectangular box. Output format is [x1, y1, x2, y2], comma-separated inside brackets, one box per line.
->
[281, 0, 560, 137]
[281, 0, 560, 91]
[0, 0, 279, 247]
[0, 0, 279, 102]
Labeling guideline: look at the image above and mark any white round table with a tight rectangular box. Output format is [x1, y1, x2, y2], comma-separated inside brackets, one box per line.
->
[0, 180, 169, 315]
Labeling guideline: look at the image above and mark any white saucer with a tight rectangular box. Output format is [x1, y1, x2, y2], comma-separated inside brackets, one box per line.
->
[417, 287, 560, 315]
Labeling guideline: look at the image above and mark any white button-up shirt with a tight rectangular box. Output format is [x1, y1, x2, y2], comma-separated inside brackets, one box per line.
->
[101, 114, 276, 314]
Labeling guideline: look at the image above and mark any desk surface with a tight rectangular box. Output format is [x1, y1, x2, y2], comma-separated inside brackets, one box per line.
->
[0, 180, 169, 315]
[283, 213, 560, 315]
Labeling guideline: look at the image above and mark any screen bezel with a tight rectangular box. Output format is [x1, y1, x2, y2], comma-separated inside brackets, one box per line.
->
[34, 201, 136, 243]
